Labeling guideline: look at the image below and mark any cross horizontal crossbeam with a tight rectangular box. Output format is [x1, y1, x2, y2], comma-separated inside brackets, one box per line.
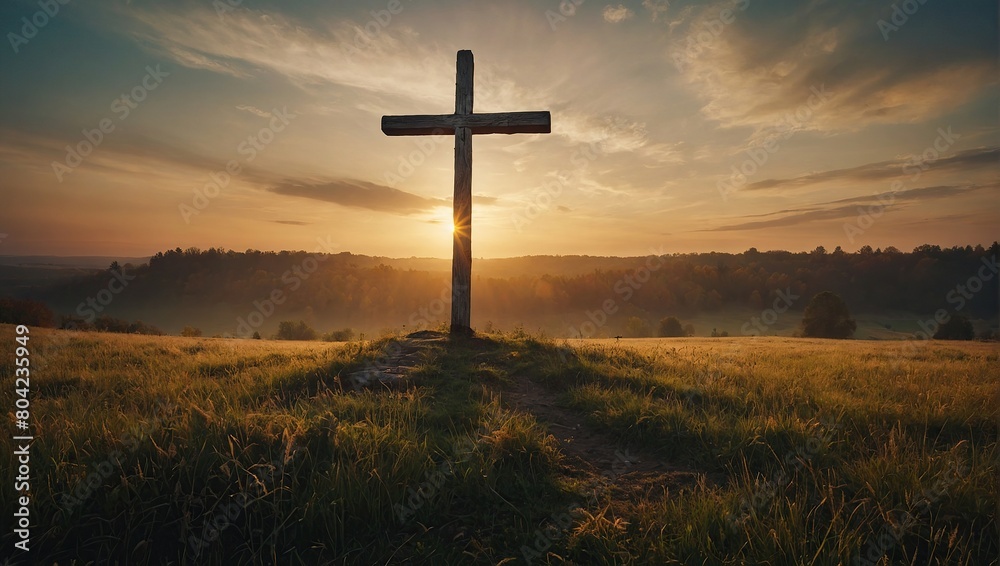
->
[381, 111, 551, 136]
[381, 50, 551, 335]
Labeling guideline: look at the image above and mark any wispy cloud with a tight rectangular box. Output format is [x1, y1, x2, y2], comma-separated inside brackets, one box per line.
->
[642, 0, 671, 22]
[745, 147, 1000, 191]
[0, 127, 280, 187]
[267, 180, 449, 214]
[603, 5, 634, 23]
[554, 113, 684, 163]
[236, 105, 273, 118]
[267, 179, 504, 215]
[474, 195, 500, 206]
[111, 4, 650, 155]
[672, 0, 997, 133]
[706, 183, 996, 231]
[115, 5, 456, 105]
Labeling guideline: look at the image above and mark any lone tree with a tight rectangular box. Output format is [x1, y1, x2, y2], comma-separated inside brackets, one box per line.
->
[275, 321, 317, 341]
[801, 291, 856, 339]
[658, 316, 685, 337]
[624, 316, 652, 338]
[933, 314, 974, 340]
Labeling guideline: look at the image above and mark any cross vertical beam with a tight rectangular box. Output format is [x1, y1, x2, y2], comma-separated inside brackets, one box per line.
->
[452, 50, 474, 335]
[381, 50, 551, 336]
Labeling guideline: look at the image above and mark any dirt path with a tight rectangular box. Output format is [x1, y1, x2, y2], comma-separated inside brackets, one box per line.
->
[349, 331, 711, 498]
[343, 330, 448, 389]
[502, 375, 709, 500]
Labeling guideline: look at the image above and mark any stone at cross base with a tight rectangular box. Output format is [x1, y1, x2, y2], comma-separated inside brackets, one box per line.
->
[382, 50, 551, 335]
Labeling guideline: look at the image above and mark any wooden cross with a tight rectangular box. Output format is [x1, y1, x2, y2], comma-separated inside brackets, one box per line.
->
[382, 50, 551, 335]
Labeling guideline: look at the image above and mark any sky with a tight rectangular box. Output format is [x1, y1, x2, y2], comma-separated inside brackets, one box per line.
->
[0, 0, 996, 258]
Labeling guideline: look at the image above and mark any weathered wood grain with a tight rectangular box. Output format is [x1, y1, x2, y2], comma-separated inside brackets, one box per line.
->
[381, 50, 551, 335]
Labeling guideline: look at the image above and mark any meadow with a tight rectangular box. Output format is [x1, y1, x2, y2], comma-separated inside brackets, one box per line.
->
[0, 324, 997, 564]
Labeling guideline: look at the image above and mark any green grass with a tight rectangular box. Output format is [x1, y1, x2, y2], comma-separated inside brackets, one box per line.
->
[0, 325, 997, 565]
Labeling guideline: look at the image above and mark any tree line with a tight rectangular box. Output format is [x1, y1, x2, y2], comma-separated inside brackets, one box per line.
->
[5, 243, 997, 335]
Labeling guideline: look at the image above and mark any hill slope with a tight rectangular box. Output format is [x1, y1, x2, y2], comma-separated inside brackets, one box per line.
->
[1, 326, 997, 564]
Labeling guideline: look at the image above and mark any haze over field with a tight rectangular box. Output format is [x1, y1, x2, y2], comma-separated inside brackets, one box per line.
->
[1, 245, 996, 341]
[0, 0, 997, 259]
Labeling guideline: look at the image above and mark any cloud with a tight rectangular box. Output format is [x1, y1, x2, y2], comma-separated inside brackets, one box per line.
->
[640, 142, 685, 165]
[0, 126, 280, 187]
[474, 195, 500, 206]
[745, 147, 1000, 191]
[739, 184, 996, 220]
[642, 0, 671, 21]
[603, 5, 634, 23]
[707, 205, 872, 231]
[274, 220, 309, 225]
[555, 113, 684, 163]
[104, 3, 690, 161]
[112, 5, 457, 106]
[706, 183, 995, 231]
[107, 4, 565, 117]
[236, 105, 273, 118]
[158, 44, 250, 78]
[266, 180, 502, 215]
[268, 180, 449, 214]
[671, 0, 997, 133]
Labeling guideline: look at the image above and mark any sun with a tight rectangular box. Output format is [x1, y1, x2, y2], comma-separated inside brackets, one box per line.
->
[431, 209, 456, 237]
[442, 218, 455, 237]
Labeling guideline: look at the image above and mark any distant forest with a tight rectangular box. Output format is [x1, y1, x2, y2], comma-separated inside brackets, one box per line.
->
[7, 243, 997, 337]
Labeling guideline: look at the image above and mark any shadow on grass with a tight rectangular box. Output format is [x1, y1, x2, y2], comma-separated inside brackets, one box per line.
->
[7, 330, 997, 565]
[15, 332, 578, 565]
